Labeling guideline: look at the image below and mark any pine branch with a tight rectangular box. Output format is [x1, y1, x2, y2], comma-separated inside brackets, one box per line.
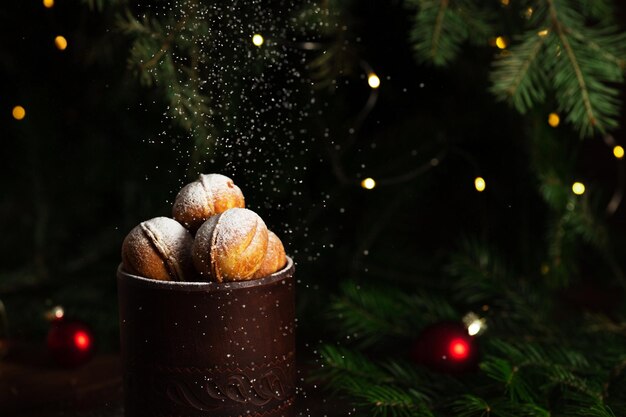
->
[115, 4, 216, 163]
[482, 339, 606, 406]
[81, 0, 125, 12]
[490, 32, 548, 113]
[487, 0, 626, 137]
[353, 383, 433, 417]
[138, 15, 189, 71]
[450, 395, 551, 417]
[430, 0, 449, 62]
[449, 395, 491, 417]
[560, 390, 617, 417]
[446, 238, 510, 304]
[314, 345, 390, 382]
[572, 0, 614, 21]
[547, 0, 595, 134]
[330, 281, 457, 347]
[408, 0, 478, 66]
[314, 345, 434, 417]
[545, 0, 624, 137]
[481, 357, 536, 403]
[568, 27, 626, 70]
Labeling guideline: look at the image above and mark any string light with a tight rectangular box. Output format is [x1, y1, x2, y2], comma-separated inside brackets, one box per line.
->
[467, 321, 482, 336]
[361, 177, 376, 190]
[474, 177, 486, 192]
[252, 34, 264, 47]
[463, 312, 487, 336]
[367, 73, 380, 89]
[44, 305, 65, 321]
[548, 112, 560, 127]
[12, 105, 26, 120]
[53, 306, 64, 319]
[613, 145, 624, 159]
[572, 182, 586, 195]
[55, 35, 68, 51]
[495, 36, 508, 49]
[43, 0, 54, 8]
[537, 29, 549, 37]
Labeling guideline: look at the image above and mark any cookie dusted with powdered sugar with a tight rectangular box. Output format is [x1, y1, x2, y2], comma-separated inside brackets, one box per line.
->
[252, 230, 286, 278]
[172, 174, 245, 234]
[192, 208, 268, 282]
[121, 217, 194, 281]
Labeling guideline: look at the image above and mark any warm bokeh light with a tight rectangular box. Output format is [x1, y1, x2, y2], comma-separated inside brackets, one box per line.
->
[53, 306, 64, 319]
[55, 35, 68, 51]
[467, 321, 482, 336]
[572, 182, 585, 195]
[548, 112, 560, 127]
[12, 105, 26, 120]
[367, 73, 380, 89]
[495, 36, 508, 49]
[474, 177, 486, 192]
[463, 312, 487, 336]
[44, 305, 65, 322]
[43, 0, 54, 8]
[538, 29, 549, 37]
[361, 177, 376, 190]
[613, 145, 624, 159]
[449, 338, 470, 360]
[74, 330, 91, 350]
[252, 34, 264, 47]
[500, 0, 510, 5]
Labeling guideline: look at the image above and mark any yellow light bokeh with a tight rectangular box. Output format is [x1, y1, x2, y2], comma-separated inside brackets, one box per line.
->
[474, 177, 486, 192]
[43, 0, 54, 8]
[12, 105, 26, 120]
[538, 29, 549, 37]
[548, 112, 560, 127]
[367, 73, 380, 89]
[252, 34, 264, 47]
[361, 178, 376, 190]
[55, 35, 68, 51]
[613, 145, 624, 159]
[495, 36, 508, 49]
[500, 0, 510, 5]
[572, 182, 585, 195]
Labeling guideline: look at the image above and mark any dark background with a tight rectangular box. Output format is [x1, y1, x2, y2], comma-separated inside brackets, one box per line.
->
[1, 0, 626, 398]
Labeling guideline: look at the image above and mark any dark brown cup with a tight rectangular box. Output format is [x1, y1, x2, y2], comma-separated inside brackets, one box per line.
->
[117, 257, 295, 417]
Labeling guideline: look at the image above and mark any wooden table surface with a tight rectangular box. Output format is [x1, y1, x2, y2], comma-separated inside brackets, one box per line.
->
[0, 343, 346, 417]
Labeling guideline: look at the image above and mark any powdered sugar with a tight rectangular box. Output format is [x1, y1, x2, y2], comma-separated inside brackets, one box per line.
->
[192, 214, 222, 277]
[173, 173, 245, 233]
[213, 208, 263, 254]
[173, 181, 210, 218]
[140, 217, 193, 281]
[192, 208, 268, 281]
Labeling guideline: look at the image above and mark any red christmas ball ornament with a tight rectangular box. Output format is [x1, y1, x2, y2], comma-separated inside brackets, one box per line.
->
[411, 321, 479, 373]
[46, 319, 94, 368]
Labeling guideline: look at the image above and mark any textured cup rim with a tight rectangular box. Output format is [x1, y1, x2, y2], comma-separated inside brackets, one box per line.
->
[117, 256, 294, 292]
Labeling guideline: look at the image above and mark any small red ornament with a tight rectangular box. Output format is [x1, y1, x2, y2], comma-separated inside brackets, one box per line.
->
[46, 319, 94, 368]
[411, 321, 478, 373]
